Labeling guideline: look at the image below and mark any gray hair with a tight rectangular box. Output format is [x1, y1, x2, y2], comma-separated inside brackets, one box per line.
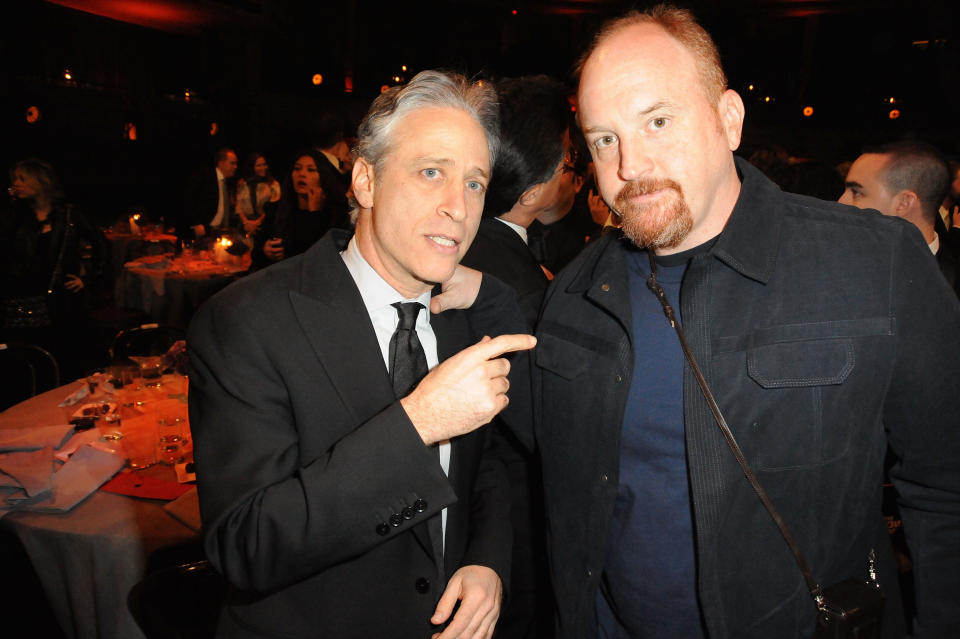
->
[355, 70, 500, 175]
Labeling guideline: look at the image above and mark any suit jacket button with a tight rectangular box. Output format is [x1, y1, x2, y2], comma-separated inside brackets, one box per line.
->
[415, 577, 430, 594]
[389, 513, 403, 527]
[376, 523, 389, 536]
[413, 499, 427, 512]
[401, 506, 415, 520]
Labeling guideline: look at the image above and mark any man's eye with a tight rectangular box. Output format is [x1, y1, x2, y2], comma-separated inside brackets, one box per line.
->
[594, 135, 616, 149]
[466, 181, 486, 193]
[651, 117, 669, 129]
[422, 168, 440, 179]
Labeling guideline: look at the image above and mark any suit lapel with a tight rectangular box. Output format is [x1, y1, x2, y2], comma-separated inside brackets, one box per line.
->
[289, 234, 395, 426]
[290, 233, 449, 572]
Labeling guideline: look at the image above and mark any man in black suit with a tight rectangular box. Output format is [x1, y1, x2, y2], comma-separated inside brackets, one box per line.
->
[840, 140, 960, 296]
[180, 147, 238, 238]
[313, 111, 353, 222]
[188, 71, 535, 639]
[460, 75, 576, 638]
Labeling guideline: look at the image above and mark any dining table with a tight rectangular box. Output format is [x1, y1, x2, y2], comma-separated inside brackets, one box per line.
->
[0, 373, 202, 639]
[120, 249, 251, 329]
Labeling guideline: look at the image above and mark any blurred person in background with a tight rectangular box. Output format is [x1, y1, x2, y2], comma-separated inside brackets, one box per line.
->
[235, 152, 282, 235]
[253, 149, 352, 269]
[2, 158, 107, 379]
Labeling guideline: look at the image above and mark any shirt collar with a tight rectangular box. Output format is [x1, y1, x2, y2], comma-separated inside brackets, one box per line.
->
[320, 149, 341, 171]
[341, 236, 432, 323]
[495, 217, 528, 244]
[929, 232, 940, 255]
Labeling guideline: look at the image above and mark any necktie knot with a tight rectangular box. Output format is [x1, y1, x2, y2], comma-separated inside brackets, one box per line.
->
[392, 301, 423, 331]
[389, 302, 428, 398]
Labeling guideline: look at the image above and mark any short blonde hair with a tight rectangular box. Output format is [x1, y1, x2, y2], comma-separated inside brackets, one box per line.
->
[576, 3, 727, 106]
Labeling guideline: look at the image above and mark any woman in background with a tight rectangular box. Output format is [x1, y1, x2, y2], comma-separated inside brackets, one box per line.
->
[2, 158, 107, 379]
[253, 150, 351, 268]
[235, 152, 281, 235]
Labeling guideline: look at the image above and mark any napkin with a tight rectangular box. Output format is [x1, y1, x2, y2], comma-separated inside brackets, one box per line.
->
[164, 486, 202, 532]
[100, 471, 193, 501]
[0, 424, 75, 452]
[0, 445, 124, 513]
[0, 445, 55, 499]
[58, 385, 89, 406]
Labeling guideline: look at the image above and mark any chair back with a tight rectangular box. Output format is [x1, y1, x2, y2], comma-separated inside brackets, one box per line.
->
[0, 343, 61, 410]
[110, 323, 186, 363]
[128, 559, 225, 639]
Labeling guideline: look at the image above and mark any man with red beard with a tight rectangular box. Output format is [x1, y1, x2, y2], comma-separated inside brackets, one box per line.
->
[526, 5, 960, 639]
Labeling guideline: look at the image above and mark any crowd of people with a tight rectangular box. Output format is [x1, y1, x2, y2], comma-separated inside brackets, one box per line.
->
[3, 4, 959, 639]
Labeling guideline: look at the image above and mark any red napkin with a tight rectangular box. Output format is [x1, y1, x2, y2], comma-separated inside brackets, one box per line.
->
[100, 471, 193, 500]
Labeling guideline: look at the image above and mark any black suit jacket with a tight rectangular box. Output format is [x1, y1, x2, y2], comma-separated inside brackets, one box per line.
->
[935, 230, 960, 297]
[316, 152, 351, 220]
[188, 230, 514, 638]
[180, 167, 236, 236]
[462, 219, 549, 330]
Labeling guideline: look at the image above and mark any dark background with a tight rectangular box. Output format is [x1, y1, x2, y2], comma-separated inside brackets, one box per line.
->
[3, 0, 958, 227]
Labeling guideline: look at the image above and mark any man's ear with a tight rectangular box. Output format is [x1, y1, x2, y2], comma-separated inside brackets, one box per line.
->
[892, 190, 918, 216]
[573, 174, 585, 194]
[352, 157, 375, 209]
[519, 183, 543, 206]
[718, 89, 746, 151]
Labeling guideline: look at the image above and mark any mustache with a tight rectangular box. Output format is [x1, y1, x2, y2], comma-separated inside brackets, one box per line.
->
[614, 178, 684, 207]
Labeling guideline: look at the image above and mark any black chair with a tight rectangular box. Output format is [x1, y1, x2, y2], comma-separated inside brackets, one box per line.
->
[128, 559, 225, 639]
[109, 323, 186, 363]
[0, 342, 61, 410]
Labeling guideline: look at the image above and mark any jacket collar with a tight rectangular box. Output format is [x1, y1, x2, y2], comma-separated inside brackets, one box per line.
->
[568, 156, 784, 293]
[710, 156, 784, 284]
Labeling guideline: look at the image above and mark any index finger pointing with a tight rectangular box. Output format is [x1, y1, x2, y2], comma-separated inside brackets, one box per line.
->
[470, 334, 536, 360]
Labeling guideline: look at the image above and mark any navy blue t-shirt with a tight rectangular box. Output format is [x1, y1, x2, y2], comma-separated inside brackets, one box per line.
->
[596, 240, 715, 638]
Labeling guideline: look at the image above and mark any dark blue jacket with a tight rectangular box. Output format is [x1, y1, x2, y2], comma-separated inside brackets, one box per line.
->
[534, 158, 960, 639]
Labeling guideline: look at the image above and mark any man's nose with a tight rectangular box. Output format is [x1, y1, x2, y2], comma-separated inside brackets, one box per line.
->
[618, 138, 655, 182]
[438, 182, 467, 221]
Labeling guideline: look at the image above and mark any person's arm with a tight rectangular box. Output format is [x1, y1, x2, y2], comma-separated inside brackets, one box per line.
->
[884, 226, 960, 638]
[188, 301, 455, 593]
[188, 295, 533, 594]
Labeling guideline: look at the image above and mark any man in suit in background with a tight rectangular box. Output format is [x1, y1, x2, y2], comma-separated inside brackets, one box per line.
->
[188, 70, 535, 639]
[312, 111, 353, 220]
[181, 147, 238, 238]
[840, 140, 960, 296]
[460, 74, 575, 638]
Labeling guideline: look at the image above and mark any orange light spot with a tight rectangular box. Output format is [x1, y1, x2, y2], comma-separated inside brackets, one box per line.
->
[312, 74, 323, 86]
[25, 106, 41, 123]
[889, 109, 901, 120]
[209, 122, 218, 136]
[802, 106, 814, 117]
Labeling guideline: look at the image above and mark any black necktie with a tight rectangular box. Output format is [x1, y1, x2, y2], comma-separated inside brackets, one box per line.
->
[390, 302, 445, 567]
[389, 302, 428, 398]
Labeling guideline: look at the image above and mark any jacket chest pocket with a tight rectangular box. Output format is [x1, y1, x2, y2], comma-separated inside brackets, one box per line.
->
[716, 318, 891, 471]
[745, 338, 855, 469]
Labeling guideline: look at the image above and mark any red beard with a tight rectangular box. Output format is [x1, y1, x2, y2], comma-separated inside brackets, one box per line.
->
[614, 177, 692, 249]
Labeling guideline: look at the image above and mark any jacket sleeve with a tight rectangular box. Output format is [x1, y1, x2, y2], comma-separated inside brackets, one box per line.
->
[468, 273, 535, 452]
[883, 226, 960, 637]
[187, 295, 458, 594]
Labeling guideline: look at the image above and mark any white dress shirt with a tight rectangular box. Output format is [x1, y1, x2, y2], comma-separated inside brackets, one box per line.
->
[210, 167, 227, 228]
[341, 236, 450, 550]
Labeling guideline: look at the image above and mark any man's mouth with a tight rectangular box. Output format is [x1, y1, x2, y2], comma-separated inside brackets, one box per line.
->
[427, 235, 458, 248]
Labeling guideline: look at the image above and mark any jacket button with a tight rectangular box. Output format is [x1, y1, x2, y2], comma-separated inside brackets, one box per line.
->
[401, 506, 415, 520]
[614, 374, 622, 383]
[389, 513, 403, 527]
[586, 568, 593, 578]
[413, 498, 427, 512]
[376, 523, 389, 536]
[599, 473, 608, 483]
[415, 577, 431, 594]
[600, 283, 610, 292]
